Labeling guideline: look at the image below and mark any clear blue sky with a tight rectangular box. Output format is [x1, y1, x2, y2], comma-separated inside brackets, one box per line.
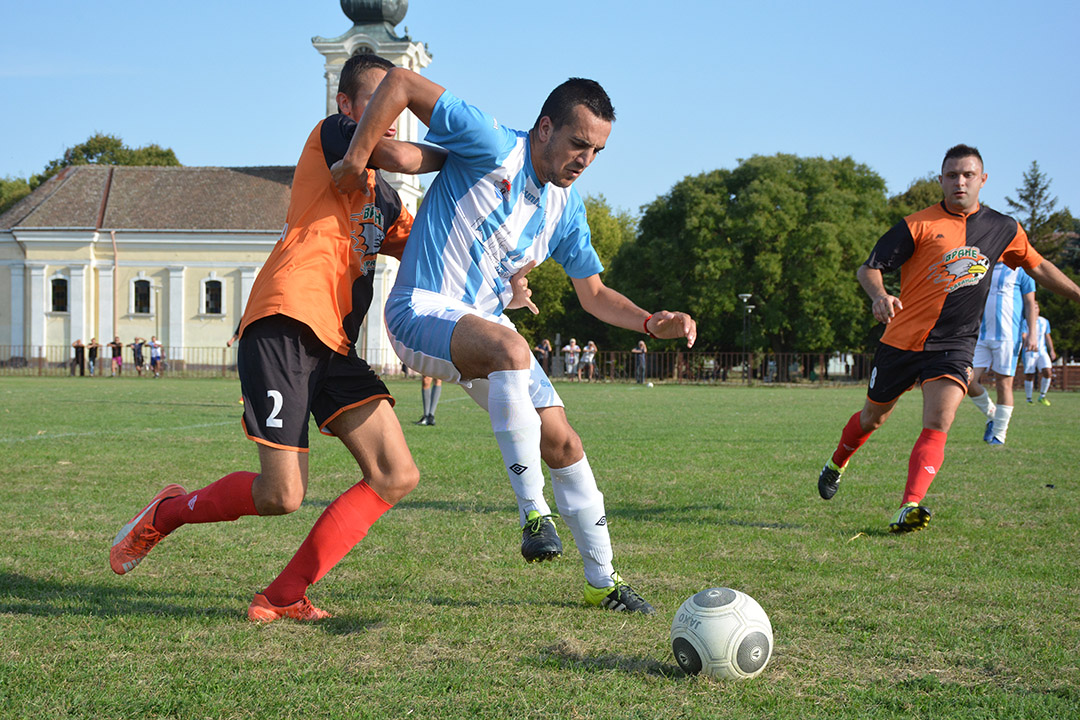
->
[3, 1, 1078, 218]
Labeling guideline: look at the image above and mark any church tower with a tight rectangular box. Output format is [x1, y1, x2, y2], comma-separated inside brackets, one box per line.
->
[313, 0, 432, 213]
[312, 0, 432, 372]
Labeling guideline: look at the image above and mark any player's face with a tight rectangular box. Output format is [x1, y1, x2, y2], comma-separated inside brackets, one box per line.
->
[533, 105, 611, 188]
[338, 68, 396, 138]
[939, 156, 987, 214]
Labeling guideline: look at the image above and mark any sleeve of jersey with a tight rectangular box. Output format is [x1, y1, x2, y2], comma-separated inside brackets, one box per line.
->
[548, 193, 604, 279]
[999, 224, 1044, 272]
[424, 90, 516, 164]
[1017, 268, 1036, 294]
[320, 114, 356, 169]
[381, 205, 414, 262]
[863, 219, 916, 272]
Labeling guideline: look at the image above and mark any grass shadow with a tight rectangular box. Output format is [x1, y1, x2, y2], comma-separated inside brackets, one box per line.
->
[535, 640, 685, 679]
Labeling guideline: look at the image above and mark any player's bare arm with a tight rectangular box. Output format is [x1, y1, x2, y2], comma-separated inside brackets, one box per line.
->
[857, 265, 902, 324]
[1027, 259, 1080, 304]
[571, 274, 697, 347]
[1022, 291, 1038, 352]
[333, 68, 445, 193]
[1046, 330, 1057, 361]
[369, 139, 447, 175]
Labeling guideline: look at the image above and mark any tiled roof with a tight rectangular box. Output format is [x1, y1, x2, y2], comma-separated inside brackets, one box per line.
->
[0, 165, 294, 231]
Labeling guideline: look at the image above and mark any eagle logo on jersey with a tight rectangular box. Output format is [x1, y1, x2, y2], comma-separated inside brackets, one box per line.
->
[350, 204, 386, 276]
[927, 246, 990, 293]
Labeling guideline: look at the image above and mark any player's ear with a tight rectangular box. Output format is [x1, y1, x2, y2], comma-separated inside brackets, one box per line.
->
[536, 116, 553, 143]
[336, 92, 351, 117]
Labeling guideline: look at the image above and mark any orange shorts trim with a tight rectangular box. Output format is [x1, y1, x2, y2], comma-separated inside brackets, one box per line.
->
[920, 373, 968, 392]
[241, 417, 309, 453]
[317, 393, 395, 436]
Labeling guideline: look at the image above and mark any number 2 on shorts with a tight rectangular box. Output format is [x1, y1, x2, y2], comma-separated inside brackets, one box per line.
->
[266, 390, 284, 428]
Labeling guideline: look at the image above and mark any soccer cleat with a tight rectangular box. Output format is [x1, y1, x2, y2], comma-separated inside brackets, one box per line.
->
[110, 483, 186, 574]
[983, 420, 994, 443]
[1039, 396, 1051, 407]
[988, 437, 1005, 446]
[584, 572, 655, 614]
[414, 415, 429, 426]
[1026, 398, 1033, 403]
[888, 501, 932, 534]
[521, 510, 562, 563]
[247, 592, 332, 623]
[425, 414, 436, 426]
[818, 459, 844, 500]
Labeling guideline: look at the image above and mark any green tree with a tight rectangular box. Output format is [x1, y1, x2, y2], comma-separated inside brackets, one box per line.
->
[30, 133, 180, 189]
[1005, 160, 1075, 262]
[608, 154, 889, 355]
[508, 194, 636, 349]
[0, 176, 31, 215]
[886, 174, 942, 224]
[1037, 266, 1080, 361]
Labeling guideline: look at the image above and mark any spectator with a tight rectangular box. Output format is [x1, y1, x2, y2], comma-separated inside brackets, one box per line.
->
[533, 338, 552, 375]
[579, 341, 597, 382]
[632, 340, 647, 383]
[108, 336, 124, 376]
[128, 337, 146, 377]
[148, 336, 164, 378]
[87, 338, 100, 377]
[71, 339, 85, 377]
[562, 337, 580, 379]
[414, 376, 443, 426]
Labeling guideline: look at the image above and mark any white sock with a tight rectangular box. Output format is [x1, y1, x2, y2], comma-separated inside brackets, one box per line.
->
[971, 391, 996, 419]
[488, 369, 549, 523]
[1024, 380, 1034, 401]
[549, 455, 614, 588]
[1040, 377, 1051, 396]
[992, 405, 1013, 442]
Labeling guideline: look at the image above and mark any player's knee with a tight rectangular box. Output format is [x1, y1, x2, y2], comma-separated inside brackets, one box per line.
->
[368, 462, 420, 505]
[541, 427, 583, 468]
[257, 485, 305, 515]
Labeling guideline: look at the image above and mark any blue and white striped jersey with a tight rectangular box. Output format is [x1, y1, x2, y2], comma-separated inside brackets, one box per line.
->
[978, 265, 1035, 343]
[394, 90, 603, 315]
[1020, 315, 1051, 353]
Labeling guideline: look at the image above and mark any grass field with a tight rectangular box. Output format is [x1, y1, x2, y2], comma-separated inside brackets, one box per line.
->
[1, 376, 1078, 719]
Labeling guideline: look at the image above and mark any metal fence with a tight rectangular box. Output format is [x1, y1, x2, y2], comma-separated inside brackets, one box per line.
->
[5, 344, 1080, 390]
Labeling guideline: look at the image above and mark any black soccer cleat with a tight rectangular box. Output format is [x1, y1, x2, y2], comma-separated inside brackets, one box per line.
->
[818, 460, 844, 500]
[521, 511, 562, 563]
[584, 572, 655, 614]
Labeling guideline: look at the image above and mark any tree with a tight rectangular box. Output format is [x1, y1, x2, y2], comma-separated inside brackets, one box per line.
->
[607, 154, 890, 355]
[0, 176, 31, 216]
[30, 133, 180, 189]
[1005, 160, 1075, 263]
[508, 194, 636, 349]
[886, 174, 941, 224]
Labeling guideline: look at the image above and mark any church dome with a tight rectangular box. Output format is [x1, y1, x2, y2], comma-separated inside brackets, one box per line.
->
[340, 0, 408, 26]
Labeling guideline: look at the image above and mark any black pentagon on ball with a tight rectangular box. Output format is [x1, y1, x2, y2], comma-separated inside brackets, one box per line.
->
[735, 631, 771, 674]
[672, 637, 703, 675]
[692, 587, 737, 608]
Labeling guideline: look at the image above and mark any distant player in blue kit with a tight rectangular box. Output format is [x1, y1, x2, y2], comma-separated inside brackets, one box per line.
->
[1021, 308, 1056, 405]
[332, 69, 697, 614]
[966, 264, 1037, 444]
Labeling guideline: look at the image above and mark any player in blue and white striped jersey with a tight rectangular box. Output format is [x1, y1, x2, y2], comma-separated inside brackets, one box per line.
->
[1021, 309, 1056, 405]
[332, 68, 696, 615]
[967, 264, 1037, 444]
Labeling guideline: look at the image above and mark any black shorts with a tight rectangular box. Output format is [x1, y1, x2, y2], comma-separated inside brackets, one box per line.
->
[866, 343, 973, 405]
[238, 315, 393, 451]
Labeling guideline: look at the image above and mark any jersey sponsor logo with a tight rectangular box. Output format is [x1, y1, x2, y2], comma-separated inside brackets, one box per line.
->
[928, 246, 990, 293]
[350, 203, 386, 276]
[522, 188, 540, 206]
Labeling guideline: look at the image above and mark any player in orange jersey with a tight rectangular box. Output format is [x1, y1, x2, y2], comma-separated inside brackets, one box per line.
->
[110, 55, 466, 622]
[817, 144, 1080, 533]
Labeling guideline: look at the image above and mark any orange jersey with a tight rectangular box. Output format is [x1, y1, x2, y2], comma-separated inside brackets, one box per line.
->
[240, 116, 413, 355]
[866, 202, 1042, 352]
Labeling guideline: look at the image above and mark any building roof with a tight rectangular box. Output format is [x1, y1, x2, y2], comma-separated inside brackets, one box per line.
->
[0, 165, 294, 232]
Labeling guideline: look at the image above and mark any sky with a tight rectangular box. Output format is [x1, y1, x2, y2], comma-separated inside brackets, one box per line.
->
[3, 1, 1079, 218]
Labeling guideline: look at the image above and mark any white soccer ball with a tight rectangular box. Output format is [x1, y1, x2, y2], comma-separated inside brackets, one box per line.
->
[646, 382, 654, 388]
[670, 587, 773, 680]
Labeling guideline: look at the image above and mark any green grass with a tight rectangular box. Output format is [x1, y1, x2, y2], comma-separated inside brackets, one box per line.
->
[1, 377, 1078, 719]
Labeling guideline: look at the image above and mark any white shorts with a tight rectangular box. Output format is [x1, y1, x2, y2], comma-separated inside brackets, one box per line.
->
[1022, 348, 1052, 374]
[384, 286, 563, 410]
[973, 339, 1019, 377]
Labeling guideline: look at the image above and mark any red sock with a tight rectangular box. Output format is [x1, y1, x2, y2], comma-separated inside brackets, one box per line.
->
[152, 471, 259, 535]
[902, 429, 947, 505]
[262, 481, 392, 607]
[831, 411, 872, 468]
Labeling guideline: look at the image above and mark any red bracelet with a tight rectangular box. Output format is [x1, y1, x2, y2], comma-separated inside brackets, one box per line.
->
[643, 314, 657, 338]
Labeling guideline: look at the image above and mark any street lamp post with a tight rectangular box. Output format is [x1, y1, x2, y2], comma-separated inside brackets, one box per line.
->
[738, 293, 752, 382]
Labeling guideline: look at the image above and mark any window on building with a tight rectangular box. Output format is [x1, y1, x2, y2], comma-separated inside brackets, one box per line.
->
[51, 277, 68, 313]
[134, 279, 151, 314]
[204, 280, 222, 315]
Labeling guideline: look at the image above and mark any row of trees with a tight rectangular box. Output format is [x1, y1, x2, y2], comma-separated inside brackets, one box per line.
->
[4, 134, 1077, 357]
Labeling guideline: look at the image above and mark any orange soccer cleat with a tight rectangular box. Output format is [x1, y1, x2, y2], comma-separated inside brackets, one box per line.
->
[109, 483, 186, 575]
[247, 593, 333, 623]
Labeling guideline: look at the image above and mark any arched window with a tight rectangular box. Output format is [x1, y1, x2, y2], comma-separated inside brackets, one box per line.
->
[51, 276, 69, 313]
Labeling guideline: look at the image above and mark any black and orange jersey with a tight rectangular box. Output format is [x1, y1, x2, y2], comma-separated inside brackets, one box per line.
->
[239, 115, 413, 356]
[865, 202, 1043, 352]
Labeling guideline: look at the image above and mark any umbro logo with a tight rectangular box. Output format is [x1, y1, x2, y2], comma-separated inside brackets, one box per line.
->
[595, 516, 607, 526]
[924, 466, 936, 475]
[187, 495, 198, 511]
[509, 463, 528, 475]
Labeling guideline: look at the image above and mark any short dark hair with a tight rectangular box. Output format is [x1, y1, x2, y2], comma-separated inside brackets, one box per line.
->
[533, 78, 615, 130]
[337, 53, 394, 105]
[942, 144, 983, 171]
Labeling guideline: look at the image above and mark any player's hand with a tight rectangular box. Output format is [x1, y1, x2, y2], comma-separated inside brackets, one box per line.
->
[1026, 336, 1038, 352]
[646, 311, 697, 348]
[506, 260, 539, 314]
[871, 294, 903, 324]
[330, 155, 369, 194]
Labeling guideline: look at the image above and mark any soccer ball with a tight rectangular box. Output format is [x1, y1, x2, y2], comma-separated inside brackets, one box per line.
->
[670, 587, 773, 680]
[646, 382, 654, 388]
